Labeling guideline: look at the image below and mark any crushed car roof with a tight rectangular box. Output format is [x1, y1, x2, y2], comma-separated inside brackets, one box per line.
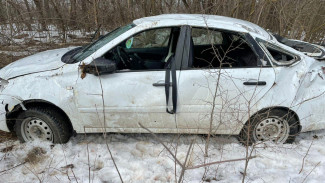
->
[133, 14, 273, 40]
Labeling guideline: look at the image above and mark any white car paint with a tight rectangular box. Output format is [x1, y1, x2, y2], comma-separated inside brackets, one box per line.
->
[76, 70, 178, 133]
[177, 67, 276, 134]
[0, 14, 324, 136]
[0, 47, 75, 80]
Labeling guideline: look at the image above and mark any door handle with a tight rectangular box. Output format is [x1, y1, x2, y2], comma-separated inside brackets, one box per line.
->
[153, 82, 172, 87]
[243, 81, 266, 86]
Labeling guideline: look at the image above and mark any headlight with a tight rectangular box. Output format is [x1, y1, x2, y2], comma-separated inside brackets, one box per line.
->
[0, 78, 8, 92]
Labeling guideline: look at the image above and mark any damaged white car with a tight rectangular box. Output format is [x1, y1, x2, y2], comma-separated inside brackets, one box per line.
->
[272, 33, 325, 60]
[0, 14, 324, 144]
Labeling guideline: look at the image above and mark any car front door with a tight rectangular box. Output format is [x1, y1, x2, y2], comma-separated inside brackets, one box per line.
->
[75, 26, 190, 133]
[176, 28, 276, 135]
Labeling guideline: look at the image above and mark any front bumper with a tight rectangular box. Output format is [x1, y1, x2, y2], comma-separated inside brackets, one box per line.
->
[0, 99, 9, 132]
[0, 95, 24, 132]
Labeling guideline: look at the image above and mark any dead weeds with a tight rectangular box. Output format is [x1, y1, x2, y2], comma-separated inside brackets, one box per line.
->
[0, 53, 24, 68]
[0, 130, 17, 143]
[24, 147, 47, 164]
[0, 42, 87, 68]
[0, 145, 15, 153]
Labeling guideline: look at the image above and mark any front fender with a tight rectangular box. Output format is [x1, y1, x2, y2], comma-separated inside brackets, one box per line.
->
[0, 95, 25, 132]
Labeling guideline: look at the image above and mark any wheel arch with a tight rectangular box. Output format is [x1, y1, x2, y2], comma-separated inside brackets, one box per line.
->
[6, 99, 74, 134]
[244, 106, 302, 133]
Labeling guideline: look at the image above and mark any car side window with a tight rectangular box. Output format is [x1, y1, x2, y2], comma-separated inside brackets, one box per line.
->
[192, 28, 223, 45]
[191, 27, 258, 68]
[261, 42, 300, 65]
[103, 27, 179, 71]
[128, 28, 171, 49]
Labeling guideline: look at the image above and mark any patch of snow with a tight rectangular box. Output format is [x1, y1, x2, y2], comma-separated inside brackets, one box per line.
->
[0, 51, 30, 57]
[0, 131, 324, 182]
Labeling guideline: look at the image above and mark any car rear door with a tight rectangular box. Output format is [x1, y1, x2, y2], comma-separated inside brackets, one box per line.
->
[176, 29, 276, 135]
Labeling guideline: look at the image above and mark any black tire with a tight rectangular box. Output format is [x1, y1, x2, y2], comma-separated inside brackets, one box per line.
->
[239, 109, 300, 146]
[14, 106, 71, 143]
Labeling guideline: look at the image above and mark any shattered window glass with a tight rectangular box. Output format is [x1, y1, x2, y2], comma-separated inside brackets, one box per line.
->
[192, 28, 223, 45]
[267, 47, 294, 62]
[129, 28, 171, 49]
[264, 44, 298, 64]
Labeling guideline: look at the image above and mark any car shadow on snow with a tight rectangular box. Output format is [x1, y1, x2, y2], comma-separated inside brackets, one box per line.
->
[69, 130, 325, 147]
[295, 129, 325, 142]
[70, 133, 245, 146]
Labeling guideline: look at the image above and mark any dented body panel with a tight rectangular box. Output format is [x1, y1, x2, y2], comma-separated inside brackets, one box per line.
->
[0, 95, 23, 131]
[0, 47, 76, 80]
[0, 14, 325, 136]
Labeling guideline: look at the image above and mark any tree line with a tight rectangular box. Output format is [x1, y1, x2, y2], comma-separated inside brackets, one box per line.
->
[0, 0, 324, 44]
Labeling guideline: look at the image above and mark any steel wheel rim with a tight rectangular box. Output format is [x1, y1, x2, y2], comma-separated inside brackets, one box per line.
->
[253, 117, 290, 143]
[21, 117, 53, 142]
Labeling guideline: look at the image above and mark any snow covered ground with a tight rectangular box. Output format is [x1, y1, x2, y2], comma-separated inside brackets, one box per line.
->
[0, 130, 324, 183]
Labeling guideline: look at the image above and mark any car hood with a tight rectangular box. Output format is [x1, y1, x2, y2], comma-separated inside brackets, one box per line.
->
[0, 47, 75, 80]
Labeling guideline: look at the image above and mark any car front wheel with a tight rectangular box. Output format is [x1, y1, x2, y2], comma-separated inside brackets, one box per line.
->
[15, 107, 71, 143]
[239, 109, 300, 145]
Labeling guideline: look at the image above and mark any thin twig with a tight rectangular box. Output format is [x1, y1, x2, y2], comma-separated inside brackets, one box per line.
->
[302, 161, 320, 183]
[139, 123, 184, 168]
[174, 135, 180, 183]
[0, 162, 26, 174]
[178, 140, 194, 183]
[94, 59, 124, 183]
[71, 167, 79, 183]
[86, 141, 91, 183]
[187, 156, 256, 170]
[299, 139, 314, 174]
[105, 141, 124, 183]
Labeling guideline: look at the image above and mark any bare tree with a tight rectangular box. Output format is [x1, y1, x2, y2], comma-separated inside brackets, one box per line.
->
[33, 0, 47, 30]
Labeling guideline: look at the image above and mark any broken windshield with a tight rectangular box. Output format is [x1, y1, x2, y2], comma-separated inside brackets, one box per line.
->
[65, 23, 135, 63]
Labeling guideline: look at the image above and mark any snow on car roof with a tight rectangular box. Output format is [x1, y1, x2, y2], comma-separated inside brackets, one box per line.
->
[134, 14, 273, 40]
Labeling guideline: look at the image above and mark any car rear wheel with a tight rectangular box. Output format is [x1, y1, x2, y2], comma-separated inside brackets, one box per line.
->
[15, 107, 71, 143]
[239, 109, 300, 145]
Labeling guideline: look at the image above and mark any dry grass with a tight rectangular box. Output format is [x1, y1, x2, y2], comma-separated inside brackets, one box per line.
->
[0, 42, 88, 68]
[0, 53, 24, 68]
[0, 130, 17, 143]
[24, 147, 47, 164]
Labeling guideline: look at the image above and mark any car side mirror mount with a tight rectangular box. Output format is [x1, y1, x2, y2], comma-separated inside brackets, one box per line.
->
[83, 58, 116, 76]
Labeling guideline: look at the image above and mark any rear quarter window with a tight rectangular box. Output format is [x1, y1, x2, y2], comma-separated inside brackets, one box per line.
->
[259, 41, 300, 66]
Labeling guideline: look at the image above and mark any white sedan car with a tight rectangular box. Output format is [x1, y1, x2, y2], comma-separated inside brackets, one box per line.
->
[0, 14, 324, 144]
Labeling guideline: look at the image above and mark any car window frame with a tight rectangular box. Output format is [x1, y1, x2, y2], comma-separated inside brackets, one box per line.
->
[184, 27, 269, 70]
[105, 26, 181, 73]
[256, 38, 301, 66]
[72, 23, 135, 63]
